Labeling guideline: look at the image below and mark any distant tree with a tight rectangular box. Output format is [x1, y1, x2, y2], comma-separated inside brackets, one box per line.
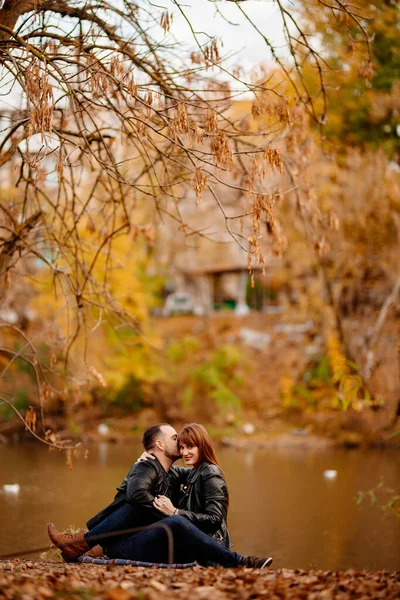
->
[298, 0, 400, 157]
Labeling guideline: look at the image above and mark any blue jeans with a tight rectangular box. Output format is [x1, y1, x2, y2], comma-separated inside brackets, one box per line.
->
[85, 503, 144, 548]
[88, 508, 244, 567]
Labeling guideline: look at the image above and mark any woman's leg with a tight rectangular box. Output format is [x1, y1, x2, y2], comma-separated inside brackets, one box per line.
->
[106, 515, 245, 567]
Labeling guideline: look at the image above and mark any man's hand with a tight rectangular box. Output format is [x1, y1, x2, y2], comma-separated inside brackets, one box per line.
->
[153, 495, 177, 516]
[135, 451, 156, 464]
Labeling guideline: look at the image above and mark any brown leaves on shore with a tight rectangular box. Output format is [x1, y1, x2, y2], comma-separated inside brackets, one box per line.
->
[0, 561, 399, 600]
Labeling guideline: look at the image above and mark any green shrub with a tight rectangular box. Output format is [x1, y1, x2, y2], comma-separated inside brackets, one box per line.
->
[185, 345, 243, 413]
[110, 376, 144, 412]
[167, 336, 200, 363]
[0, 390, 30, 421]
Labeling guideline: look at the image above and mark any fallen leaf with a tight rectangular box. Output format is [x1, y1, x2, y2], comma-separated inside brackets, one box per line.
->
[104, 587, 131, 600]
[150, 580, 168, 592]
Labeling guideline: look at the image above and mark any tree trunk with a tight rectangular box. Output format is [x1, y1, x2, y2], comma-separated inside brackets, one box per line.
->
[0, 1, 36, 40]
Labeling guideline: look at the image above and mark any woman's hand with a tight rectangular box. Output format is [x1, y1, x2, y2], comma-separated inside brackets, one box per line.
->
[153, 495, 177, 516]
[135, 451, 156, 464]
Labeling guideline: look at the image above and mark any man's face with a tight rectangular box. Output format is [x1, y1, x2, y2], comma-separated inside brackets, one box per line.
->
[159, 425, 180, 460]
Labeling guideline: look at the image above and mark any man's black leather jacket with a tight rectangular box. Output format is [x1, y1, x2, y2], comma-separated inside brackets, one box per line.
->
[177, 462, 232, 548]
[86, 457, 181, 530]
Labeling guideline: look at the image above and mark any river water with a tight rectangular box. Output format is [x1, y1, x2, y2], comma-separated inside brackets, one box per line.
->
[0, 442, 399, 570]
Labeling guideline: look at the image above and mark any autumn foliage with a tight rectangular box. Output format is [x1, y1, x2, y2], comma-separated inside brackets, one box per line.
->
[0, 1, 399, 443]
[1, 561, 400, 600]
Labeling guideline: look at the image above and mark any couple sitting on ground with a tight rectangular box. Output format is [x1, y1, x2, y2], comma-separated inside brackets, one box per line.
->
[48, 423, 273, 569]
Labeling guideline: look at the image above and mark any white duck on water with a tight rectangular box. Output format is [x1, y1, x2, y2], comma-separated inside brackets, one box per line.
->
[3, 484, 20, 494]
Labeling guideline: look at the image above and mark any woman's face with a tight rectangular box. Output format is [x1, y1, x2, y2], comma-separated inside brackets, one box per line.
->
[179, 441, 199, 467]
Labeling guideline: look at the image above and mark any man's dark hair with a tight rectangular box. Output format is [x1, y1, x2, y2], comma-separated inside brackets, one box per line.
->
[142, 423, 170, 451]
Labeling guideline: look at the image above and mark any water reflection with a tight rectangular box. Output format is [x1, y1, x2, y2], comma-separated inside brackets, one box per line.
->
[0, 442, 399, 569]
[98, 442, 109, 465]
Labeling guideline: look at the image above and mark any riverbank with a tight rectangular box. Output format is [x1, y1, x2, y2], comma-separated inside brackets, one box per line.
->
[1, 312, 399, 450]
[1, 415, 400, 450]
[0, 560, 399, 599]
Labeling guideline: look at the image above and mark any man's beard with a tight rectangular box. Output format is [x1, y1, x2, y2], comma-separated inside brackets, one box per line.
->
[165, 448, 181, 461]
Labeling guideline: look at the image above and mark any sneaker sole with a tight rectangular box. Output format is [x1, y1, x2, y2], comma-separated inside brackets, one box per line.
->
[260, 557, 273, 569]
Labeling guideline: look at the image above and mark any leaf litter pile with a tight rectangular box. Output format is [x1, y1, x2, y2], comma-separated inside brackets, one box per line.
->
[1, 560, 399, 600]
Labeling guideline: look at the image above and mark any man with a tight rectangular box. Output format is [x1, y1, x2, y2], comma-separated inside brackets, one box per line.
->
[48, 423, 272, 568]
[48, 423, 181, 561]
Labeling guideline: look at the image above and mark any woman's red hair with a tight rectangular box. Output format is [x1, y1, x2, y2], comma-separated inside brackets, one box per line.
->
[179, 423, 229, 507]
[178, 423, 221, 468]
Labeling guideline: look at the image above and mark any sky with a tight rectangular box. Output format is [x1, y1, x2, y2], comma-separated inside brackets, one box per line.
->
[0, 0, 288, 112]
[154, 0, 287, 76]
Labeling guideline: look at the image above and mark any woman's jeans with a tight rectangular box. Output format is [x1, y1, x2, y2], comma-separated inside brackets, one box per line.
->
[85, 505, 244, 567]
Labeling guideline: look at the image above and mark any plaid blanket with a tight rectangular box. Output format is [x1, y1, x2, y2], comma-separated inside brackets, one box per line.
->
[77, 555, 197, 569]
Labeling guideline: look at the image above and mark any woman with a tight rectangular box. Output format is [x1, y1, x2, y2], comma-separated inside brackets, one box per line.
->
[152, 423, 232, 549]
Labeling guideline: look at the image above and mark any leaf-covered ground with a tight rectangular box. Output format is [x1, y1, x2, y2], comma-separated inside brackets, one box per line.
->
[0, 560, 399, 599]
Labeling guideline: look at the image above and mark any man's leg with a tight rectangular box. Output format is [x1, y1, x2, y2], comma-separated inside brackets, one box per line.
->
[106, 515, 245, 567]
[47, 504, 138, 562]
[85, 503, 139, 549]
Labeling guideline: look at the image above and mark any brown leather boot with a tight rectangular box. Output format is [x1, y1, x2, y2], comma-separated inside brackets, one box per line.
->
[47, 523, 90, 562]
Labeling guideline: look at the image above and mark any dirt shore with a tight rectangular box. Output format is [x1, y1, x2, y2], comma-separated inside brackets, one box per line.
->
[0, 560, 399, 600]
[2, 311, 399, 450]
